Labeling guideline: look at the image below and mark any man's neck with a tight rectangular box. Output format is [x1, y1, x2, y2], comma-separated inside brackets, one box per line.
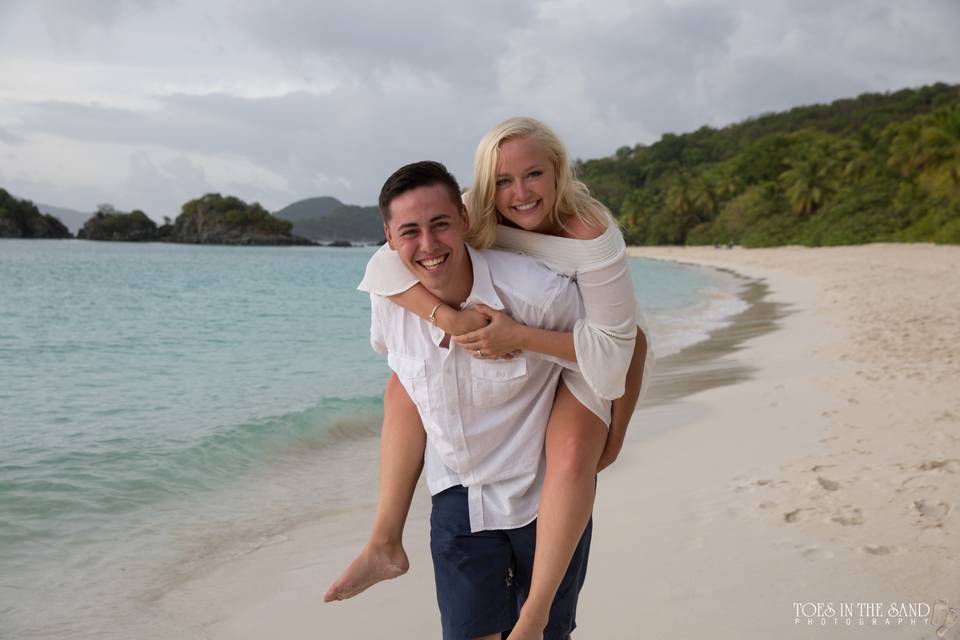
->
[431, 251, 474, 309]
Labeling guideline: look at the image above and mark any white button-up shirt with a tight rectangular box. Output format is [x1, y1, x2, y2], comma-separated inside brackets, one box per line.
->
[369, 246, 582, 532]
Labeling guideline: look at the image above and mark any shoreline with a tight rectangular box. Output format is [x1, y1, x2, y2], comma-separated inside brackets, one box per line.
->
[157, 243, 959, 639]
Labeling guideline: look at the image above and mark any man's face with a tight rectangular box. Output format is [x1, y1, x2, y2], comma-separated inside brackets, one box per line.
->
[384, 184, 471, 304]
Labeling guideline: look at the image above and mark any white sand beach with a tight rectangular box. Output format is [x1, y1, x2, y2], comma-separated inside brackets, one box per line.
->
[157, 243, 960, 639]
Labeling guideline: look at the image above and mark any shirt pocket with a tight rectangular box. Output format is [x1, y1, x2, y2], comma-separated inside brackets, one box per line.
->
[469, 357, 528, 408]
[387, 352, 430, 410]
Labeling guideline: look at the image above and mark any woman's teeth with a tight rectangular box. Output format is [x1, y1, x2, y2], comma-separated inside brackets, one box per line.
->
[514, 201, 538, 211]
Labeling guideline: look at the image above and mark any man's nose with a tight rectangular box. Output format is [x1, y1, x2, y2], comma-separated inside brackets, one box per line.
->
[419, 229, 440, 252]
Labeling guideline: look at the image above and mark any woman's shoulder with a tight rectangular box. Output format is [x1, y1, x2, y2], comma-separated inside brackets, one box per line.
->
[493, 213, 625, 274]
[563, 216, 606, 241]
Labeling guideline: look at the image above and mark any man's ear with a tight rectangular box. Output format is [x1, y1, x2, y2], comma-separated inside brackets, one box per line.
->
[383, 223, 395, 250]
[459, 206, 470, 234]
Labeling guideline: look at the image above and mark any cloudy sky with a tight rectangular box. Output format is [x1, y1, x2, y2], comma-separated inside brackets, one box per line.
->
[1, 0, 958, 219]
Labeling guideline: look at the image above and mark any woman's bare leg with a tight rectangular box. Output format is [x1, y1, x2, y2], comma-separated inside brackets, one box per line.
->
[323, 374, 425, 602]
[507, 381, 607, 639]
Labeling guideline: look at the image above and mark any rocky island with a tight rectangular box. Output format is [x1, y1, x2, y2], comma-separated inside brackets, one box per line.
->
[73, 194, 316, 245]
[0, 189, 73, 239]
[170, 193, 315, 246]
[77, 206, 160, 241]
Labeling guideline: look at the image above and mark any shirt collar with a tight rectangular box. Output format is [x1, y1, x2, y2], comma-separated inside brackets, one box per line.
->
[460, 245, 505, 312]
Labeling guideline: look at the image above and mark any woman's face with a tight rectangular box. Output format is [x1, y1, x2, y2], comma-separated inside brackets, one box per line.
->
[493, 136, 558, 234]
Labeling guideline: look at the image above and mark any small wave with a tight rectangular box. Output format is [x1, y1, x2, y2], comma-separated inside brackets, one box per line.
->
[648, 283, 750, 358]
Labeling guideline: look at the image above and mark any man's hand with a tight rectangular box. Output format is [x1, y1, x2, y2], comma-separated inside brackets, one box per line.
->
[437, 306, 489, 336]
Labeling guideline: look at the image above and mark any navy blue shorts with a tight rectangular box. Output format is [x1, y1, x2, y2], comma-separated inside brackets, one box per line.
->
[429, 485, 592, 640]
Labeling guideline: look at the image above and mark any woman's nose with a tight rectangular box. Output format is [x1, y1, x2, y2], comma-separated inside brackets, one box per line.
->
[513, 180, 528, 201]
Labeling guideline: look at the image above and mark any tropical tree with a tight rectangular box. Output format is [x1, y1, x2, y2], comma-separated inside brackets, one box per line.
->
[779, 152, 840, 216]
[919, 103, 960, 197]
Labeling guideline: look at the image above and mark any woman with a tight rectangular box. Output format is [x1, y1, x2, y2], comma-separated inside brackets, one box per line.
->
[326, 117, 654, 639]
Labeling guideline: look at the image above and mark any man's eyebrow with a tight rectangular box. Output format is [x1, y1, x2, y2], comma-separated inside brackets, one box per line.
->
[396, 214, 451, 232]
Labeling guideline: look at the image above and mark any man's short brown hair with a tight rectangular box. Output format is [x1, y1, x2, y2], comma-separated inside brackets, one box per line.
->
[378, 161, 463, 222]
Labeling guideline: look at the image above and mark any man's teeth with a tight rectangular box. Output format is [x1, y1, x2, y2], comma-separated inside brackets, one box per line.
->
[420, 255, 446, 268]
[515, 201, 538, 211]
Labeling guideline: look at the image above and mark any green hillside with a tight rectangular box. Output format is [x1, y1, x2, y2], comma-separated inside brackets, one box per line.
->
[275, 198, 384, 243]
[275, 196, 345, 223]
[578, 82, 960, 246]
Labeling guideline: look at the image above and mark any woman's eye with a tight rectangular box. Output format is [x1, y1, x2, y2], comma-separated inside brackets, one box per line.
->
[528, 170, 542, 179]
[496, 178, 510, 188]
[434, 222, 449, 230]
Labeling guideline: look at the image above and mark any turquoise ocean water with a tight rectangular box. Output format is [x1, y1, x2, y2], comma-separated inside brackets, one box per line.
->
[0, 240, 744, 638]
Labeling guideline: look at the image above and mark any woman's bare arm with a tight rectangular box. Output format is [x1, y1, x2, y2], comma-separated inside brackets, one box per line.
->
[387, 283, 488, 336]
[597, 327, 648, 472]
[453, 304, 577, 361]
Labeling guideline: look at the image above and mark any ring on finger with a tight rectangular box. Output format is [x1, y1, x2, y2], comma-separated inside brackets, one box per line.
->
[475, 348, 482, 358]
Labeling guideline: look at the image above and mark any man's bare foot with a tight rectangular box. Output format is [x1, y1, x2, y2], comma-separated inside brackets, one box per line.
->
[323, 543, 409, 602]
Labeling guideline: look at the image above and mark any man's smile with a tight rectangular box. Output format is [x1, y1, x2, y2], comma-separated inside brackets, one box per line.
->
[417, 254, 448, 271]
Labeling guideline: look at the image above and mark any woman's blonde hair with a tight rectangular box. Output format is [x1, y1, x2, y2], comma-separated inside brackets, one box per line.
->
[464, 117, 611, 249]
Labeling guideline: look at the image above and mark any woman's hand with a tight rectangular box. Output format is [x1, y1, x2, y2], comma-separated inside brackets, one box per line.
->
[445, 307, 489, 336]
[454, 304, 527, 358]
[596, 429, 624, 473]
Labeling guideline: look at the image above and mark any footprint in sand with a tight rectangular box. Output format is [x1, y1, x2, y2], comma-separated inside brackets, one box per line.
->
[816, 476, 841, 491]
[800, 546, 834, 561]
[732, 478, 774, 493]
[830, 507, 864, 526]
[932, 599, 960, 639]
[914, 499, 951, 521]
[858, 544, 894, 556]
[784, 508, 814, 523]
[918, 459, 960, 473]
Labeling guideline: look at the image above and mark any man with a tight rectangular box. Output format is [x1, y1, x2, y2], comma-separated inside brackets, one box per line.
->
[346, 161, 590, 639]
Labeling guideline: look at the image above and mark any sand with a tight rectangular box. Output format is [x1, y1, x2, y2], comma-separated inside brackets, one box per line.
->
[156, 243, 960, 639]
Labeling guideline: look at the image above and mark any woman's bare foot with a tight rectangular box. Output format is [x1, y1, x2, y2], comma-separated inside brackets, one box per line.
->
[323, 543, 409, 602]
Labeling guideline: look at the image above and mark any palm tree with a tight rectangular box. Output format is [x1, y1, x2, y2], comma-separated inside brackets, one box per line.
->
[689, 175, 719, 220]
[779, 153, 840, 216]
[889, 103, 960, 198]
[920, 103, 960, 196]
[665, 173, 695, 221]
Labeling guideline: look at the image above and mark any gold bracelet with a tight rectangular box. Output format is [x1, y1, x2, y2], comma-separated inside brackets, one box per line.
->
[428, 303, 442, 326]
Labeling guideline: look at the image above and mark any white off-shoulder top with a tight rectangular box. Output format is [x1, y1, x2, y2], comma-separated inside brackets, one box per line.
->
[357, 217, 655, 425]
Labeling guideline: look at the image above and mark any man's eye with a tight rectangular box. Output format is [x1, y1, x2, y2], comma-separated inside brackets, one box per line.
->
[401, 231, 417, 238]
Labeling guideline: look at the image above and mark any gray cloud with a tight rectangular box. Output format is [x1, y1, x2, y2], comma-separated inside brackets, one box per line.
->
[0, 0, 958, 218]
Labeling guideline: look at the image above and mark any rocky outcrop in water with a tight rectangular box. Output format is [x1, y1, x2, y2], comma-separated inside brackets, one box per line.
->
[0, 189, 72, 239]
[78, 209, 159, 241]
[169, 193, 316, 246]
